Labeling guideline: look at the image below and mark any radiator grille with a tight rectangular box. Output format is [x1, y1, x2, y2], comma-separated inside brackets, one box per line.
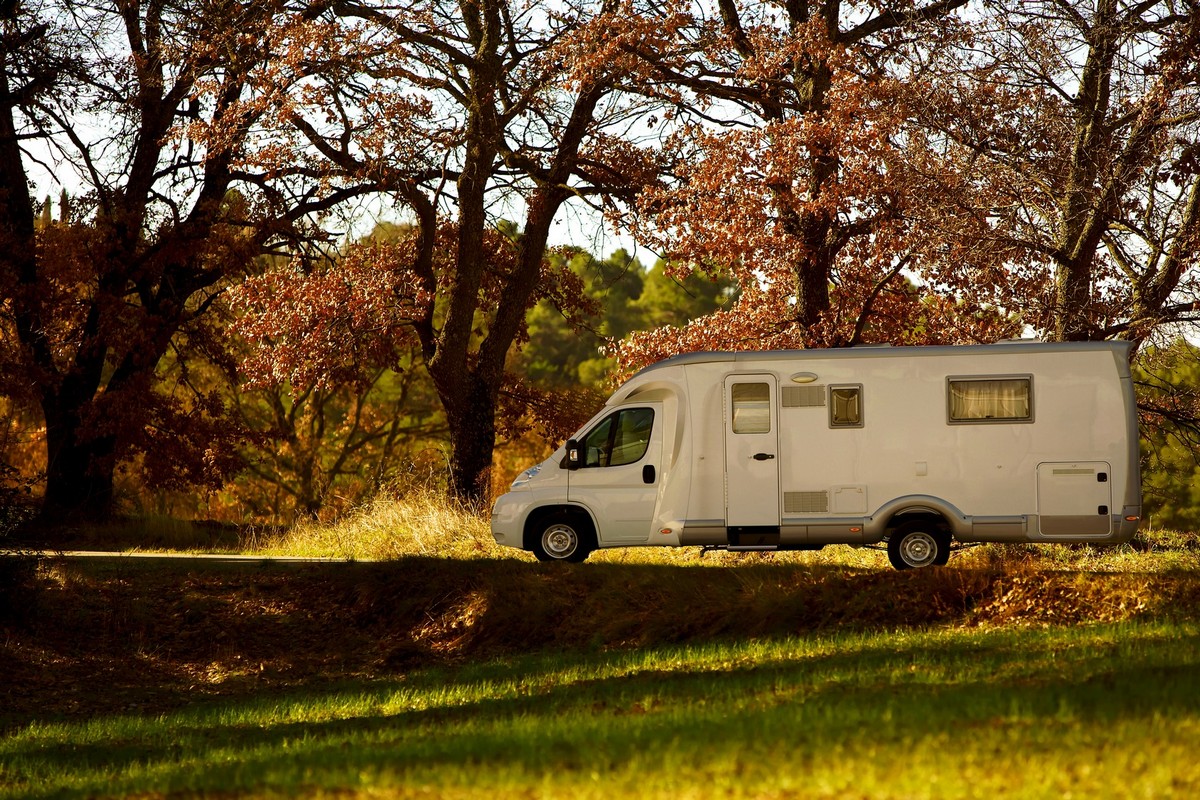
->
[784, 491, 829, 513]
[782, 385, 826, 408]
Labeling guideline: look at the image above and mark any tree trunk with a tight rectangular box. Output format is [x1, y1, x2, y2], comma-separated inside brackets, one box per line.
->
[1052, 255, 1096, 342]
[1050, 0, 1116, 343]
[443, 374, 498, 509]
[40, 397, 117, 523]
[33, 313, 174, 523]
[794, 208, 836, 332]
[778, 42, 838, 339]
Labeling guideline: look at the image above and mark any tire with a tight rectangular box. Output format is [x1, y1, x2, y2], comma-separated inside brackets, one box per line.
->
[887, 520, 951, 570]
[530, 514, 594, 563]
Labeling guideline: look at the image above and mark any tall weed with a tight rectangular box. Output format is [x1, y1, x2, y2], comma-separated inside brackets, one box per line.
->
[260, 488, 494, 560]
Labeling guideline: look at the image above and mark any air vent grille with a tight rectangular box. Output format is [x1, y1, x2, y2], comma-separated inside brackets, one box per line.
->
[782, 385, 826, 408]
[784, 491, 829, 513]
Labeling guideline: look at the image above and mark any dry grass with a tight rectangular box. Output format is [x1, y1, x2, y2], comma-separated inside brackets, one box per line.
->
[256, 488, 496, 560]
[252, 488, 1200, 578]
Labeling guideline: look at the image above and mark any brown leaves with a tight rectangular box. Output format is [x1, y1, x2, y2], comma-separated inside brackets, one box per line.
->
[232, 236, 434, 392]
[617, 4, 996, 366]
[550, 0, 691, 91]
[616, 0, 1200, 367]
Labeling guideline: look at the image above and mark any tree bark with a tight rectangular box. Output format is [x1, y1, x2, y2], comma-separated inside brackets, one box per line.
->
[39, 390, 116, 522]
[443, 374, 499, 507]
[1050, 0, 1117, 342]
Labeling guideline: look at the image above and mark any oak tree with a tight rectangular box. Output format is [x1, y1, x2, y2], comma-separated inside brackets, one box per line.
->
[233, 0, 673, 505]
[912, 0, 1200, 345]
[0, 1, 403, 522]
[615, 0, 974, 372]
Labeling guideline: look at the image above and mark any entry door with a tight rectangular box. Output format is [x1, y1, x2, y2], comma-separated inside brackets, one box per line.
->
[567, 403, 663, 544]
[724, 375, 781, 528]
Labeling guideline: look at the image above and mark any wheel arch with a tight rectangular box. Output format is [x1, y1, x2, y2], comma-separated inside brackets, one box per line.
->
[871, 495, 968, 541]
[522, 504, 598, 552]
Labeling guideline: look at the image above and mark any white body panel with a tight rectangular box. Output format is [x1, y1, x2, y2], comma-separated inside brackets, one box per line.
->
[491, 342, 1142, 558]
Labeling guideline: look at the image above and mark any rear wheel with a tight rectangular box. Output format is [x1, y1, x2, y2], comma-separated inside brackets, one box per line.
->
[887, 520, 951, 570]
[530, 513, 594, 563]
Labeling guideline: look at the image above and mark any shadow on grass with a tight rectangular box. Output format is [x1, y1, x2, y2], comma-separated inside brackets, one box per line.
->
[3, 555, 1199, 732]
[5, 621, 1199, 798]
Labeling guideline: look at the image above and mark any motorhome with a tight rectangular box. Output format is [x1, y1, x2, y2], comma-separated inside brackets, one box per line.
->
[490, 341, 1142, 569]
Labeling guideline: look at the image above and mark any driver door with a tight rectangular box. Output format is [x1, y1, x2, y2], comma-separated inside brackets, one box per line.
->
[567, 403, 663, 543]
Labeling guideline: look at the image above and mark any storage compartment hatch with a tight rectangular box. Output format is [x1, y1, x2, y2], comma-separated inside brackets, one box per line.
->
[1036, 462, 1112, 536]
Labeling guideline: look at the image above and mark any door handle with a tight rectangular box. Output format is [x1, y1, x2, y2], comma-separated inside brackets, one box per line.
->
[752, 453, 776, 461]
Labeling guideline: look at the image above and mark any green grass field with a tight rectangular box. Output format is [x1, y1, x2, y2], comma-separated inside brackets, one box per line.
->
[3, 508, 1200, 798]
[3, 622, 1198, 798]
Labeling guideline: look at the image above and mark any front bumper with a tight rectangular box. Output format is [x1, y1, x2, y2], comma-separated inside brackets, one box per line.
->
[489, 491, 527, 550]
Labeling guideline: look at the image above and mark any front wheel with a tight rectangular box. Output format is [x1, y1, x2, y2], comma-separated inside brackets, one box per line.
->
[531, 515, 594, 563]
[887, 521, 951, 570]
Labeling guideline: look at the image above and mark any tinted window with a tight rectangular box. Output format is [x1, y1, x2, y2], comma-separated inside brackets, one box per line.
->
[830, 385, 863, 427]
[581, 407, 655, 467]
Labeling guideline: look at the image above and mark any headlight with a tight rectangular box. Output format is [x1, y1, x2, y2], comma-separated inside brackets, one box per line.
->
[510, 464, 541, 490]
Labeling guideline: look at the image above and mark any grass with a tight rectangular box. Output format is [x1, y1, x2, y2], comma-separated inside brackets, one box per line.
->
[257, 488, 496, 560]
[252, 489, 1200, 576]
[4, 497, 1200, 798]
[3, 621, 1198, 798]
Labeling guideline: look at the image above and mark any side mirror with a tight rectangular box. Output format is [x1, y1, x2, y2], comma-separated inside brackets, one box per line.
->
[563, 439, 582, 470]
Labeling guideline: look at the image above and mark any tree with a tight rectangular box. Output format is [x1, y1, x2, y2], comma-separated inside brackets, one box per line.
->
[633, 257, 737, 331]
[1134, 338, 1200, 531]
[515, 248, 736, 392]
[520, 248, 642, 389]
[612, 0, 974, 372]
[616, 0, 1200, 373]
[225, 362, 446, 523]
[234, 0, 674, 506]
[910, 0, 1200, 346]
[0, 1, 442, 524]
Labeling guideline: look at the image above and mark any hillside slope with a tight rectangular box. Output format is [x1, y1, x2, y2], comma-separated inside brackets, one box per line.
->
[3, 549, 1199, 730]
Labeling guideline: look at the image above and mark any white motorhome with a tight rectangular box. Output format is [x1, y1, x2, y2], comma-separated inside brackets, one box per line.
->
[490, 342, 1142, 569]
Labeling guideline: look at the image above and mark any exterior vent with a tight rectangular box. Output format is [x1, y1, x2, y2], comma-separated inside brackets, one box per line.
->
[784, 491, 829, 513]
[782, 385, 826, 408]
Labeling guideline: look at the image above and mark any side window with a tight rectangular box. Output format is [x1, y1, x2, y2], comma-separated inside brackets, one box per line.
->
[947, 377, 1033, 423]
[581, 415, 614, 467]
[829, 385, 863, 428]
[731, 383, 771, 434]
[581, 407, 655, 467]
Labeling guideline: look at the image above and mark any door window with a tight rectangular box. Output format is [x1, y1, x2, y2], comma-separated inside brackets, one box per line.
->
[581, 407, 655, 467]
[731, 382, 771, 434]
